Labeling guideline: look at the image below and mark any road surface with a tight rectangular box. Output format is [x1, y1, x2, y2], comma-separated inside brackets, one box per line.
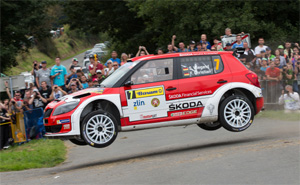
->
[61, 51, 86, 72]
[1, 118, 299, 185]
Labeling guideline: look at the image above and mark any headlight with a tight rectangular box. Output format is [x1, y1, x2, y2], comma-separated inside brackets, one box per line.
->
[52, 101, 80, 116]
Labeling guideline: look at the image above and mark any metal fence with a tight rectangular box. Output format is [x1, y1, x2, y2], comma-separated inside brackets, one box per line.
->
[260, 80, 300, 105]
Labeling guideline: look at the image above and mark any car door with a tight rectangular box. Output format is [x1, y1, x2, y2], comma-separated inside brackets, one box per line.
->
[121, 58, 179, 125]
[173, 55, 231, 119]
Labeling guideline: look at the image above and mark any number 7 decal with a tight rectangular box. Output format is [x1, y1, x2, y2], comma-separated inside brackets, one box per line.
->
[214, 59, 220, 71]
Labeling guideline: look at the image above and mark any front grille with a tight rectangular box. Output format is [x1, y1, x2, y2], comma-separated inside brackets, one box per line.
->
[45, 125, 62, 133]
[44, 109, 53, 118]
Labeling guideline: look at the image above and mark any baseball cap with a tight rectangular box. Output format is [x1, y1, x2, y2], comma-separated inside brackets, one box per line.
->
[73, 58, 78, 61]
[278, 45, 284, 49]
[226, 43, 231, 46]
[262, 58, 267, 61]
[93, 78, 98, 82]
[190, 40, 195, 44]
[266, 47, 271, 51]
[33, 89, 39, 92]
[41, 61, 47, 64]
[89, 54, 94, 58]
[261, 50, 266, 53]
[96, 70, 102, 74]
[71, 83, 76, 86]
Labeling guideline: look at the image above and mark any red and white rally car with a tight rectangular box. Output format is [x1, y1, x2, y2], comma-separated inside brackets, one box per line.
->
[44, 50, 264, 148]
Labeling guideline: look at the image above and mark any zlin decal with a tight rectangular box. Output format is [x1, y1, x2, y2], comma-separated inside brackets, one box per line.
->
[133, 100, 145, 110]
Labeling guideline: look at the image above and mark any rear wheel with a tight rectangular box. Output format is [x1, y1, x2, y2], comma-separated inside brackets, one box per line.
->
[197, 122, 222, 131]
[81, 110, 118, 148]
[219, 95, 254, 132]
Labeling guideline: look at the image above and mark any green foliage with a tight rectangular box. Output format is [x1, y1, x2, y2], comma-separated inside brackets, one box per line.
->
[63, 0, 299, 55]
[0, 0, 54, 73]
[0, 139, 66, 171]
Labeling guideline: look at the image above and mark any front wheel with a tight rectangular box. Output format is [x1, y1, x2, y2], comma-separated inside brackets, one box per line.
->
[81, 110, 118, 148]
[197, 122, 222, 131]
[219, 95, 254, 132]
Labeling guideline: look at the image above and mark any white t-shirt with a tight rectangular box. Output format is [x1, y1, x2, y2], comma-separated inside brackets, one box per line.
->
[279, 92, 300, 110]
[104, 68, 114, 76]
[254, 45, 268, 55]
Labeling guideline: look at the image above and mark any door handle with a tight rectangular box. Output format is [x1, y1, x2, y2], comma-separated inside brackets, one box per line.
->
[166, 87, 177, 91]
[217, 80, 227, 84]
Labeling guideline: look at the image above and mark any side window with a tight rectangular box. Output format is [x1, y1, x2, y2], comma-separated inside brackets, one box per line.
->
[131, 59, 173, 85]
[212, 55, 224, 74]
[180, 56, 213, 78]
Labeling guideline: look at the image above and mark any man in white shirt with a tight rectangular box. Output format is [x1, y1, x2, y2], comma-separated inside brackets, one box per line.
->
[254, 38, 268, 58]
[279, 85, 300, 112]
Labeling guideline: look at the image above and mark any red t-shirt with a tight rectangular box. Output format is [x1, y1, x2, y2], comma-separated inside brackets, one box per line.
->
[265, 67, 280, 86]
[89, 63, 104, 79]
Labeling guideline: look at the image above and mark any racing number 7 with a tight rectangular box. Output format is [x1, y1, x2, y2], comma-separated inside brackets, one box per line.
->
[127, 90, 136, 99]
[214, 59, 220, 71]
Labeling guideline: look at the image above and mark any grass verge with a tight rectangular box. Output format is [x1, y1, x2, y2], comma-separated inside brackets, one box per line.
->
[256, 110, 300, 121]
[0, 139, 66, 172]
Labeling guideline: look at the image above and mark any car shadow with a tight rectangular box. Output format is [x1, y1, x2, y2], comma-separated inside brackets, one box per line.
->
[51, 135, 275, 174]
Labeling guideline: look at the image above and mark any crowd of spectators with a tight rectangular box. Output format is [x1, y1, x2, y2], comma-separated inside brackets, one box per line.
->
[1, 27, 300, 149]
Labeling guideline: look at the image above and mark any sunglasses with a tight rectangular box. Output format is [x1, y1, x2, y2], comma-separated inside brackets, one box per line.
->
[108, 63, 112, 64]
[113, 65, 118, 66]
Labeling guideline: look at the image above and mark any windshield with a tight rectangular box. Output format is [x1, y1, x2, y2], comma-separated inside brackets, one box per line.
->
[101, 61, 138, 87]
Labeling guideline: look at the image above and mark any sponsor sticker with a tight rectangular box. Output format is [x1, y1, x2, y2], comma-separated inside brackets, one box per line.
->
[151, 98, 160, 107]
[63, 124, 70, 130]
[127, 87, 164, 99]
[140, 114, 157, 120]
[168, 90, 212, 99]
[169, 101, 203, 111]
[133, 100, 145, 110]
[170, 110, 198, 117]
[57, 119, 70, 124]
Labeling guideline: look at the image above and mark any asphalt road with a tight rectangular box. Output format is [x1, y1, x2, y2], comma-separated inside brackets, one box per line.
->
[1, 117, 299, 185]
[60, 51, 86, 72]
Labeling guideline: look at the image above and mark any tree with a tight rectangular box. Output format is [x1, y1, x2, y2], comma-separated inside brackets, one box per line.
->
[0, 0, 52, 73]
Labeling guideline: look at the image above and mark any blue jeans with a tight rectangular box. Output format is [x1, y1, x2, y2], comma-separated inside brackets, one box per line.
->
[293, 81, 299, 93]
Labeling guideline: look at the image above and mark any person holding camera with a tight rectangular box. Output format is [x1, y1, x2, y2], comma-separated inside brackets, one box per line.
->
[66, 78, 83, 90]
[4, 82, 23, 112]
[136, 46, 150, 57]
[67, 82, 80, 94]
[50, 85, 67, 100]
[66, 66, 78, 84]
[29, 89, 47, 109]
[50, 57, 67, 89]
[0, 105, 11, 150]
[279, 85, 300, 112]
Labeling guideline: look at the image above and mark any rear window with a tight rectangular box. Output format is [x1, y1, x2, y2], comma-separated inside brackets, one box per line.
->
[180, 55, 224, 78]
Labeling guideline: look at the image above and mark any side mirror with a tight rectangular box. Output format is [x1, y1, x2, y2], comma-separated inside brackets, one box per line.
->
[124, 81, 133, 87]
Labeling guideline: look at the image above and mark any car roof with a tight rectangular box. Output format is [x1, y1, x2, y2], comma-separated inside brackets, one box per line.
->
[131, 51, 233, 62]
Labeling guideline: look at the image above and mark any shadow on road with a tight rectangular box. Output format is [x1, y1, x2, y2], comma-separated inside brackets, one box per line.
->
[52, 136, 274, 173]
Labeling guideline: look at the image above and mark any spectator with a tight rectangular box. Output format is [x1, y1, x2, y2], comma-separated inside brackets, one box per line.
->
[4, 82, 23, 112]
[294, 59, 300, 93]
[22, 90, 33, 111]
[0, 99, 9, 111]
[121, 53, 128, 65]
[265, 47, 275, 62]
[284, 42, 293, 59]
[266, 61, 282, 103]
[260, 58, 269, 72]
[36, 61, 51, 89]
[66, 78, 83, 90]
[254, 66, 266, 80]
[87, 79, 94, 88]
[273, 49, 287, 66]
[254, 38, 268, 58]
[282, 64, 297, 91]
[50, 57, 67, 89]
[274, 58, 283, 69]
[67, 82, 79, 94]
[104, 51, 121, 66]
[29, 88, 47, 109]
[256, 50, 267, 66]
[92, 79, 99, 87]
[157, 48, 164, 55]
[136, 46, 150, 57]
[66, 66, 78, 84]
[31, 60, 41, 86]
[0, 105, 11, 149]
[76, 70, 85, 81]
[39, 81, 52, 107]
[50, 85, 67, 100]
[69, 58, 81, 71]
[167, 43, 175, 53]
[200, 43, 209, 51]
[277, 45, 287, 58]
[293, 46, 299, 55]
[96, 70, 106, 83]
[211, 38, 223, 51]
[279, 85, 300, 112]
[199, 34, 211, 50]
[80, 75, 89, 89]
[89, 54, 104, 81]
[225, 43, 233, 51]
[240, 42, 256, 66]
[188, 41, 196, 52]
[113, 61, 119, 71]
[172, 35, 187, 52]
[232, 35, 243, 49]
[104, 60, 114, 77]
[220, 28, 236, 39]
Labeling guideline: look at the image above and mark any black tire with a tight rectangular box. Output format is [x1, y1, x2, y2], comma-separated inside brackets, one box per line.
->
[69, 138, 87, 146]
[197, 122, 222, 131]
[219, 95, 254, 132]
[81, 110, 118, 148]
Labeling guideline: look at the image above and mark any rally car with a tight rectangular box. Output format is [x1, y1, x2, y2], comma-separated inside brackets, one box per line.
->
[44, 50, 264, 148]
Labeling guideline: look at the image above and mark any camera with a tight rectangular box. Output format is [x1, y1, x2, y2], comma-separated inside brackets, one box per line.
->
[54, 86, 57, 89]
[34, 63, 37, 67]
[12, 101, 16, 104]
